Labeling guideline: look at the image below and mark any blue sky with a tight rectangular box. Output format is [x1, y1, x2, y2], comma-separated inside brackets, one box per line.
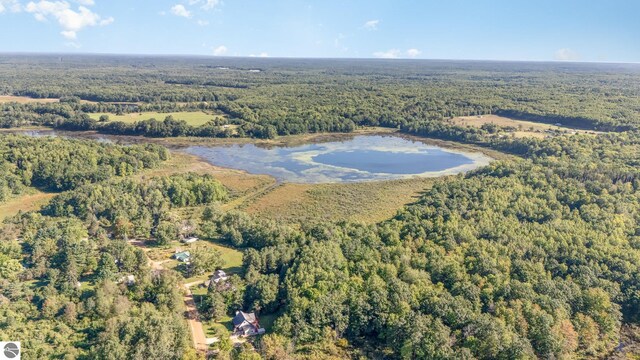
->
[0, 0, 638, 62]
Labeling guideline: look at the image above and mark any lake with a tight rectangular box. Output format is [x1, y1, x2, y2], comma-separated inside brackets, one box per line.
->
[184, 135, 492, 183]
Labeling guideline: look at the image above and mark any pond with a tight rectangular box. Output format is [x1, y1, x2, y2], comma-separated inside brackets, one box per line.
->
[184, 135, 492, 183]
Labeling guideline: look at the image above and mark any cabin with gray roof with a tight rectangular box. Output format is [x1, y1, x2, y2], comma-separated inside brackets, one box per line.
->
[232, 311, 265, 336]
[204, 269, 229, 288]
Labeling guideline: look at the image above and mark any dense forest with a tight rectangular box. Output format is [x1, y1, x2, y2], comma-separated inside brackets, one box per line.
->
[1, 55, 640, 138]
[0, 135, 167, 201]
[0, 138, 228, 358]
[2, 56, 640, 359]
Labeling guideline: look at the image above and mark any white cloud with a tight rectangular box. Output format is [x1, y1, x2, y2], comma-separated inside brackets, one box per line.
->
[406, 48, 422, 58]
[170, 4, 191, 18]
[0, 0, 21, 13]
[188, 0, 220, 11]
[554, 48, 580, 61]
[213, 45, 227, 56]
[99, 16, 112, 25]
[374, 48, 423, 59]
[363, 19, 379, 30]
[249, 52, 269, 58]
[61, 30, 76, 39]
[25, 1, 114, 39]
[168, 0, 220, 23]
[201, 0, 220, 10]
[373, 49, 401, 59]
[74, 0, 94, 5]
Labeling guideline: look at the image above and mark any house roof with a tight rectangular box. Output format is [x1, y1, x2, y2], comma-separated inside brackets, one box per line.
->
[175, 251, 191, 261]
[232, 311, 257, 326]
[213, 270, 227, 279]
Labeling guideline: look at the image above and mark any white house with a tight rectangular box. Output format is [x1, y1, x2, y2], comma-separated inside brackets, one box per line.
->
[118, 274, 135, 286]
[181, 236, 198, 244]
[204, 270, 228, 288]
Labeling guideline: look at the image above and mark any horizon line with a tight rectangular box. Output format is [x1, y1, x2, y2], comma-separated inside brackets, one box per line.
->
[1, 51, 639, 66]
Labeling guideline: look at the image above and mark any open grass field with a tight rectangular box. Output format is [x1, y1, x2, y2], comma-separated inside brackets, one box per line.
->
[209, 242, 244, 275]
[145, 239, 243, 277]
[245, 177, 436, 224]
[0, 95, 59, 103]
[87, 111, 225, 126]
[448, 115, 598, 138]
[0, 190, 56, 220]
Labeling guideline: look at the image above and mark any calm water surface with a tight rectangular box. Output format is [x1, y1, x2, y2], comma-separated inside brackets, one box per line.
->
[185, 135, 491, 183]
[7, 130, 491, 183]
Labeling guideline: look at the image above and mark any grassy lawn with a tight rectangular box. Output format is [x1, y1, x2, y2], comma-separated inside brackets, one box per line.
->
[259, 313, 278, 332]
[204, 315, 233, 338]
[24, 279, 48, 290]
[87, 111, 225, 126]
[182, 240, 244, 338]
[144, 238, 243, 278]
[211, 242, 244, 274]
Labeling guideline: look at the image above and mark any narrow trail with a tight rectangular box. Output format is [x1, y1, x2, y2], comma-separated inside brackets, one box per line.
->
[223, 181, 282, 211]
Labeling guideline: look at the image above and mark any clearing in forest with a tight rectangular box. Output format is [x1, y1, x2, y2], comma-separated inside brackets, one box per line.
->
[0, 191, 56, 220]
[245, 178, 435, 224]
[0, 95, 59, 103]
[88, 111, 226, 126]
[449, 114, 598, 138]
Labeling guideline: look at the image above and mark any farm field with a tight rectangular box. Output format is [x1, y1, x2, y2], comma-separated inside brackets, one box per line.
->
[449, 114, 599, 138]
[0, 95, 59, 103]
[88, 111, 225, 126]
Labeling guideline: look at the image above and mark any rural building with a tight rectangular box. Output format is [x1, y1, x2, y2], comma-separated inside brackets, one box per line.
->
[181, 236, 198, 244]
[174, 250, 191, 263]
[204, 270, 228, 287]
[232, 311, 265, 336]
[118, 274, 135, 285]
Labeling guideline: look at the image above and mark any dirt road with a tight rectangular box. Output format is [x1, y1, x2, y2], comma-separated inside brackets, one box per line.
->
[184, 284, 208, 353]
[128, 239, 209, 353]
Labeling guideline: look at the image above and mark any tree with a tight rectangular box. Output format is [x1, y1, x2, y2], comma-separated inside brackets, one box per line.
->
[91, 303, 189, 360]
[0, 254, 22, 280]
[259, 334, 294, 360]
[96, 253, 118, 281]
[202, 289, 227, 321]
[188, 244, 223, 276]
[155, 221, 178, 246]
[245, 274, 279, 313]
